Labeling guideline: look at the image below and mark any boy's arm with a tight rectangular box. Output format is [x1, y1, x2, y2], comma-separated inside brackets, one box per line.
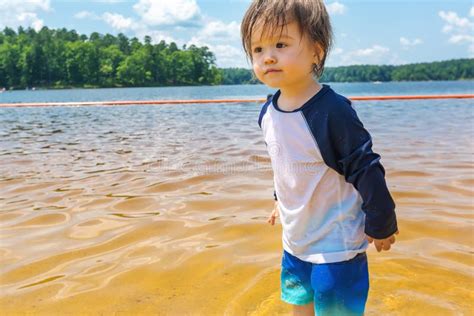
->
[304, 96, 398, 239]
[330, 99, 397, 239]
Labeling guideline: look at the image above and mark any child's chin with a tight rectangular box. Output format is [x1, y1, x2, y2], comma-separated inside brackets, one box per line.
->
[262, 81, 281, 89]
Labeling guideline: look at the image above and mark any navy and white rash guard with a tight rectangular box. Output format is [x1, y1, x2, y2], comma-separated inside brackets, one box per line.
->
[259, 84, 398, 264]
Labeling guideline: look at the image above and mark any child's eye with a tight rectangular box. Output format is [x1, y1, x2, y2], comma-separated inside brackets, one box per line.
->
[253, 47, 262, 53]
[276, 43, 287, 48]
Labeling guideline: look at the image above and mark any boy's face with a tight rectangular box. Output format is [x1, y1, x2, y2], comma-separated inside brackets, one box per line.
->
[250, 21, 319, 91]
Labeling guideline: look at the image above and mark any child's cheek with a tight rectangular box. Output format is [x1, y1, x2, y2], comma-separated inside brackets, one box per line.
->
[253, 64, 264, 80]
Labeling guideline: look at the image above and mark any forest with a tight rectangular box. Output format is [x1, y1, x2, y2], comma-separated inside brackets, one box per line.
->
[0, 27, 472, 89]
[0, 26, 221, 89]
[221, 59, 474, 84]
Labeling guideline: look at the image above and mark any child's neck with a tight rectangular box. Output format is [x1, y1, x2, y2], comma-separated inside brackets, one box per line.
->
[277, 80, 322, 112]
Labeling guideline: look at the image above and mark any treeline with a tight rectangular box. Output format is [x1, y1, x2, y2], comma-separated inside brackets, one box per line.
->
[0, 27, 221, 89]
[322, 59, 474, 82]
[1, 27, 472, 89]
[220, 58, 474, 84]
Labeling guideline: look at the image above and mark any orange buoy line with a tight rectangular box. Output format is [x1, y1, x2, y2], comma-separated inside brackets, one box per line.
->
[349, 94, 474, 101]
[0, 94, 472, 108]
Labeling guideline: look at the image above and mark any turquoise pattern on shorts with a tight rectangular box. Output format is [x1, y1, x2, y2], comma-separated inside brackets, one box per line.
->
[280, 250, 369, 315]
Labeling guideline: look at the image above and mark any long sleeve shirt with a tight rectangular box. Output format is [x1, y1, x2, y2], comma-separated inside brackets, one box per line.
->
[259, 84, 398, 263]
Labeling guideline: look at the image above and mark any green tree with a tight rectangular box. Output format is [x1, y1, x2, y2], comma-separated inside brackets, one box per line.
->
[116, 48, 152, 86]
[99, 45, 125, 86]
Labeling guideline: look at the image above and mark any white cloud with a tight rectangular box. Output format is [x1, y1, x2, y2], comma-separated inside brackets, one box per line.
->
[200, 21, 240, 40]
[0, 0, 50, 31]
[17, 12, 44, 30]
[353, 45, 389, 57]
[187, 38, 248, 68]
[326, 2, 347, 15]
[0, 0, 50, 11]
[183, 18, 246, 67]
[448, 34, 474, 44]
[439, 10, 473, 31]
[210, 44, 247, 68]
[133, 0, 202, 27]
[336, 45, 397, 65]
[77, 0, 243, 67]
[74, 11, 99, 20]
[100, 11, 179, 46]
[439, 9, 474, 56]
[102, 12, 134, 31]
[101, 12, 176, 45]
[400, 37, 422, 49]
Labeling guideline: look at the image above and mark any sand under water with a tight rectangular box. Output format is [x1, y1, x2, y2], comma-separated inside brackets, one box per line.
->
[0, 98, 473, 315]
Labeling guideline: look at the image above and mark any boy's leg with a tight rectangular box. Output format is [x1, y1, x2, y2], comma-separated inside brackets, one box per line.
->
[281, 250, 315, 315]
[310, 252, 369, 316]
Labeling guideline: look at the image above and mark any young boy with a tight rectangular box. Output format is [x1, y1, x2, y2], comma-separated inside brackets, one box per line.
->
[241, 1, 399, 315]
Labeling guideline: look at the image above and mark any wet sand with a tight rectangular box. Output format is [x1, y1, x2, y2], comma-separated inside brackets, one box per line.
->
[0, 99, 473, 315]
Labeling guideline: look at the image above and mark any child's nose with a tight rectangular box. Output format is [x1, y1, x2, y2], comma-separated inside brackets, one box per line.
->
[264, 54, 276, 64]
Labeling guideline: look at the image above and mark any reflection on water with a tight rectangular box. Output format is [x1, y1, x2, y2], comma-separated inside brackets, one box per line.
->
[0, 98, 473, 315]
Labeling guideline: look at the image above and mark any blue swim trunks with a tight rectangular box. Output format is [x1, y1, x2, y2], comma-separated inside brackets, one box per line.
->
[281, 250, 369, 315]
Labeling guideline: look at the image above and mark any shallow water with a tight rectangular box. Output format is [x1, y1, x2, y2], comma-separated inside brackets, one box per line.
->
[0, 88, 473, 315]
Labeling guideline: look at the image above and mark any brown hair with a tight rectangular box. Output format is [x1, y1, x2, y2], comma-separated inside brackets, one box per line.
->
[241, 0, 333, 78]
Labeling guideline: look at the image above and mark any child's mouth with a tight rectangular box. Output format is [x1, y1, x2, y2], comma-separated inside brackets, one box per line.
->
[265, 69, 282, 74]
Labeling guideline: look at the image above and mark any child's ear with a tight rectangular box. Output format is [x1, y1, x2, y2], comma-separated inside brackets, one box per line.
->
[312, 43, 323, 63]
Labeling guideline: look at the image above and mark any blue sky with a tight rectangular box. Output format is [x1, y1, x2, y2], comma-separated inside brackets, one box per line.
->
[0, 0, 473, 68]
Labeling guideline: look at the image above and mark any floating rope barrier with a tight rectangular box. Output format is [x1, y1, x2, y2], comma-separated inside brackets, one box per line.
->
[0, 94, 472, 108]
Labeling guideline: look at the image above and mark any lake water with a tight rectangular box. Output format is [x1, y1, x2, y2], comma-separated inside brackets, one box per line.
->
[0, 81, 473, 315]
[1, 80, 473, 104]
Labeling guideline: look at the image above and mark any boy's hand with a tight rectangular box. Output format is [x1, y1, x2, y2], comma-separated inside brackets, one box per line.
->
[267, 201, 280, 225]
[366, 230, 399, 252]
